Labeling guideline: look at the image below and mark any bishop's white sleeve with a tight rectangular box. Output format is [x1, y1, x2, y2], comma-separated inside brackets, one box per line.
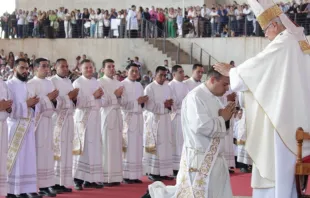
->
[229, 68, 248, 92]
[187, 95, 227, 138]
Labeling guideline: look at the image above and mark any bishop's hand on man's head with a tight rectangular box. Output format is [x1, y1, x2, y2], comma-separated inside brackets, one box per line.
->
[213, 63, 232, 77]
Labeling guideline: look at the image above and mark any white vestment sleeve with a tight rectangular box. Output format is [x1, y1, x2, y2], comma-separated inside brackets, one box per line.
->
[56, 95, 72, 110]
[7, 85, 28, 119]
[187, 95, 227, 138]
[11, 101, 28, 119]
[119, 92, 139, 112]
[144, 85, 166, 114]
[229, 68, 248, 92]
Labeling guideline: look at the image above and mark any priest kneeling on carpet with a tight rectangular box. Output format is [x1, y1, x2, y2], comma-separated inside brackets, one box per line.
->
[143, 67, 235, 198]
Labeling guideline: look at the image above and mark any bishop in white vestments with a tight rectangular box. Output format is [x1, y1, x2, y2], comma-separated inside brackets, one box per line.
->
[50, 59, 78, 193]
[146, 67, 235, 198]
[143, 66, 175, 181]
[120, 63, 147, 184]
[168, 65, 188, 175]
[98, 59, 123, 186]
[0, 79, 12, 196]
[6, 58, 41, 198]
[183, 64, 204, 91]
[27, 58, 58, 197]
[214, 1, 310, 197]
[72, 59, 104, 190]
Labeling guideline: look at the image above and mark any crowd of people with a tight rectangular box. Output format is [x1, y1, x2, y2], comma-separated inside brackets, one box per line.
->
[0, 46, 252, 198]
[1, 1, 310, 39]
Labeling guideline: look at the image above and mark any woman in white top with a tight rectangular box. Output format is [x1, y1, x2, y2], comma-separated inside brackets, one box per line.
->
[96, 9, 104, 38]
[210, 7, 219, 37]
[64, 9, 72, 38]
[89, 10, 97, 38]
[235, 5, 244, 36]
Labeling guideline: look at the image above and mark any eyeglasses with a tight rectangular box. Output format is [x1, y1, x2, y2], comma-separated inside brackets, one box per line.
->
[263, 22, 273, 33]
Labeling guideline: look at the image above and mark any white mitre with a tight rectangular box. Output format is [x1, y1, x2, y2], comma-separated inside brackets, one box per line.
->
[247, 0, 310, 54]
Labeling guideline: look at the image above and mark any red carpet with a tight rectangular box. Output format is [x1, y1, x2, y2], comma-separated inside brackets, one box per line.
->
[0, 170, 253, 198]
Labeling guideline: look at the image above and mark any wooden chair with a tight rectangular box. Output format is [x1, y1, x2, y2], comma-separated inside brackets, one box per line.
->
[296, 127, 310, 198]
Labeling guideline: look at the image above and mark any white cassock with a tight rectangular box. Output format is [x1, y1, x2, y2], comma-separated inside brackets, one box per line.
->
[148, 83, 233, 198]
[235, 108, 252, 165]
[6, 76, 37, 194]
[126, 10, 138, 30]
[229, 29, 310, 198]
[143, 81, 174, 176]
[119, 78, 144, 180]
[72, 76, 103, 182]
[183, 77, 201, 91]
[50, 75, 75, 186]
[218, 89, 235, 168]
[98, 76, 123, 183]
[27, 76, 56, 188]
[0, 79, 9, 195]
[168, 79, 189, 170]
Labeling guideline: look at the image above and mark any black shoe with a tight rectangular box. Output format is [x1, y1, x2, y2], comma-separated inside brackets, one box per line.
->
[83, 182, 93, 188]
[6, 194, 17, 198]
[141, 190, 151, 198]
[160, 176, 174, 180]
[112, 182, 121, 186]
[91, 182, 104, 189]
[94, 182, 104, 189]
[240, 168, 251, 173]
[148, 175, 162, 181]
[103, 182, 114, 187]
[173, 170, 178, 177]
[38, 188, 56, 197]
[123, 179, 134, 184]
[24, 193, 42, 198]
[50, 185, 63, 194]
[60, 186, 72, 193]
[229, 169, 235, 174]
[74, 183, 83, 191]
[133, 179, 143, 184]
[48, 187, 59, 194]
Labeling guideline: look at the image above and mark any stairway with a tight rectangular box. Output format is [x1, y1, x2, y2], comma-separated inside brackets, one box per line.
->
[146, 38, 200, 65]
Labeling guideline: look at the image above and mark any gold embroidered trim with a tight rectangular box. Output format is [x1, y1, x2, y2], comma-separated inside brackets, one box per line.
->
[53, 109, 67, 161]
[72, 109, 91, 155]
[176, 138, 221, 198]
[122, 113, 132, 153]
[7, 118, 31, 174]
[145, 146, 157, 155]
[257, 5, 283, 30]
[144, 114, 160, 155]
[299, 40, 310, 54]
[237, 140, 246, 145]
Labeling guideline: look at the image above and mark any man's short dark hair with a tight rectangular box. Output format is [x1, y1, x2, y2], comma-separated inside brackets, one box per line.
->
[171, 65, 182, 73]
[126, 63, 139, 70]
[206, 66, 222, 80]
[56, 58, 67, 65]
[192, 64, 203, 71]
[102, 59, 114, 68]
[155, 66, 167, 75]
[80, 59, 92, 65]
[15, 58, 27, 67]
[34, 58, 48, 67]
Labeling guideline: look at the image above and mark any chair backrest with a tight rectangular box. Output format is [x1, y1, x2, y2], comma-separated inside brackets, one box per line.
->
[296, 127, 310, 163]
